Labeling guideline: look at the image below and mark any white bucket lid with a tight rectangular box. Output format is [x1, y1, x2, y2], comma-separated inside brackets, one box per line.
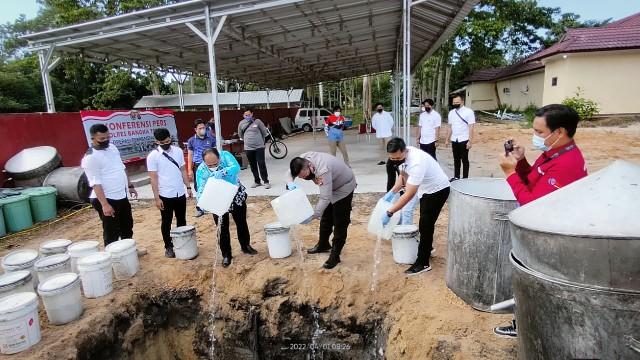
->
[77, 252, 111, 267]
[40, 239, 72, 252]
[68, 241, 100, 255]
[38, 272, 80, 296]
[1, 249, 39, 267]
[0, 292, 38, 316]
[105, 238, 136, 254]
[34, 253, 71, 271]
[170, 225, 195, 234]
[0, 270, 32, 290]
[393, 225, 419, 234]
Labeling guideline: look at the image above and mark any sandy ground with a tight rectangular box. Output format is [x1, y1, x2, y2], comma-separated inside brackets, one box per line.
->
[1, 122, 639, 359]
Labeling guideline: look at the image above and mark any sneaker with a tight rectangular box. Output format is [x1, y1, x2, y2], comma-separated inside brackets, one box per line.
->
[493, 320, 517, 339]
[377, 161, 386, 165]
[194, 208, 205, 218]
[165, 248, 176, 258]
[404, 264, 432, 276]
[251, 182, 262, 188]
[264, 183, 271, 189]
[449, 177, 459, 182]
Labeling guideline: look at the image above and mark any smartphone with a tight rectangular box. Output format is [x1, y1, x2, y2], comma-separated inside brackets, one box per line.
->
[504, 140, 514, 156]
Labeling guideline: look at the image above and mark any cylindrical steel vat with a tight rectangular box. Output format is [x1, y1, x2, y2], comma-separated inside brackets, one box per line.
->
[446, 178, 518, 312]
[43, 167, 90, 203]
[509, 160, 640, 359]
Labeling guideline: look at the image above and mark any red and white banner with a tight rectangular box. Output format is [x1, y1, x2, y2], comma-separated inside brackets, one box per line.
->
[80, 109, 178, 163]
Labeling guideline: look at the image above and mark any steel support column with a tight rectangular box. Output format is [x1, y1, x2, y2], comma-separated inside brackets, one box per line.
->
[38, 47, 61, 113]
[171, 72, 187, 111]
[204, 8, 226, 152]
[402, 0, 412, 143]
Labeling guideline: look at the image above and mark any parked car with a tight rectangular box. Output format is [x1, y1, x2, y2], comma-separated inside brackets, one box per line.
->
[293, 108, 332, 132]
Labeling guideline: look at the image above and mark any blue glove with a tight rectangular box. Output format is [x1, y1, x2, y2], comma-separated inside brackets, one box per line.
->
[381, 212, 392, 226]
[300, 216, 313, 224]
[382, 191, 398, 203]
[287, 182, 298, 190]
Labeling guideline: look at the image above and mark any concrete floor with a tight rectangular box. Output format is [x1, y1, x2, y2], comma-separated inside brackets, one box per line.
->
[134, 129, 464, 200]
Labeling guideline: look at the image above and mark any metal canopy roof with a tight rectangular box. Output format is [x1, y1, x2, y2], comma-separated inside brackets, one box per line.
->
[134, 88, 303, 108]
[22, 0, 476, 88]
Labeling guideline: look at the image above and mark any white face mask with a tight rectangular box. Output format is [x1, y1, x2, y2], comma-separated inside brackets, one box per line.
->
[197, 129, 206, 137]
[532, 132, 558, 152]
[208, 166, 218, 172]
[334, 111, 341, 117]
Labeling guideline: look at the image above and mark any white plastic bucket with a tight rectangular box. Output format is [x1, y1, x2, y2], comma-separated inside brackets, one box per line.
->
[34, 253, 72, 285]
[38, 272, 83, 325]
[67, 241, 100, 273]
[170, 226, 198, 260]
[105, 238, 139, 279]
[264, 222, 292, 259]
[0, 271, 35, 299]
[368, 199, 402, 240]
[0, 292, 40, 354]
[1, 249, 40, 289]
[271, 188, 314, 226]
[77, 252, 113, 298]
[391, 225, 420, 264]
[39, 239, 73, 256]
[197, 178, 239, 216]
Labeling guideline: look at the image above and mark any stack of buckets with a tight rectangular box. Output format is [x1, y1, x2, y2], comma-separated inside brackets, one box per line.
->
[0, 187, 58, 237]
[0, 238, 140, 354]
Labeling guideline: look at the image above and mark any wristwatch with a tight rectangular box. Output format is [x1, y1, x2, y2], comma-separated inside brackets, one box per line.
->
[386, 210, 393, 217]
[128, 184, 135, 189]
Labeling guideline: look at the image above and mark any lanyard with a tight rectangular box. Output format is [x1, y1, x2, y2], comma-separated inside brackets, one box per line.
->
[537, 144, 576, 175]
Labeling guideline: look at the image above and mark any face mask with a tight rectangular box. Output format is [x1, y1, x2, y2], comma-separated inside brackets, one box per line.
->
[334, 112, 341, 117]
[377, 109, 383, 113]
[532, 133, 553, 151]
[387, 159, 405, 168]
[425, 107, 432, 113]
[451, 104, 461, 109]
[244, 115, 253, 120]
[208, 166, 218, 172]
[160, 143, 171, 151]
[95, 140, 109, 150]
[197, 130, 205, 137]
[304, 171, 316, 181]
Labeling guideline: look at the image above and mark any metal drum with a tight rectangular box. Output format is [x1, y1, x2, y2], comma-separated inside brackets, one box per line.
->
[445, 178, 518, 312]
[509, 160, 640, 360]
[5, 146, 61, 187]
[43, 167, 90, 203]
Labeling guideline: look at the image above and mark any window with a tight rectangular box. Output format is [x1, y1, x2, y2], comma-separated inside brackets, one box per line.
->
[503, 87, 511, 94]
[320, 110, 331, 116]
[299, 110, 308, 117]
[552, 77, 558, 86]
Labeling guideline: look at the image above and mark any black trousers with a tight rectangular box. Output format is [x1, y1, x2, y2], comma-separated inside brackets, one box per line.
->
[451, 140, 470, 178]
[420, 142, 437, 160]
[417, 187, 450, 266]
[245, 147, 269, 184]
[192, 163, 201, 191]
[386, 161, 397, 191]
[318, 192, 354, 259]
[91, 197, 134, 246]
[212, 201, 251, 258]
[160, 195, 187, 250]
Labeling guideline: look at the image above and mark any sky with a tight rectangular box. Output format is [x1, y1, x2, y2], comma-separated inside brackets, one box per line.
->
[1, 0, 640, 25]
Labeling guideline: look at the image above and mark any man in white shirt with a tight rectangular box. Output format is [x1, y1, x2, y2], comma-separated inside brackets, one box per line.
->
[147, 128, 193, 258]
[81, 124, 138, 246]
[445, 95, 476, 180]
[371, 102, 394, 165]
[417, 98, 441, 160]
[380, 138, 450, 275]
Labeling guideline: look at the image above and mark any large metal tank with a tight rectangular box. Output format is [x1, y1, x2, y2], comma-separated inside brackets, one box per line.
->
[4, 146, 61, 187]
[509, 160, 640, 359]
[446, 178, 518, 312]
[43, 167, 90, 203]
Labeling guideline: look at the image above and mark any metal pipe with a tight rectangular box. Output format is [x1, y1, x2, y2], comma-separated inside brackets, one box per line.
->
[204, 6, 226, 152]
[38, 50, 56, 113]
[489, 298, 516, 312]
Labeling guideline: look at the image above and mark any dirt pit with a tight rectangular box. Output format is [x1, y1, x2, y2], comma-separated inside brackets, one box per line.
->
[1, 123, 639, 359]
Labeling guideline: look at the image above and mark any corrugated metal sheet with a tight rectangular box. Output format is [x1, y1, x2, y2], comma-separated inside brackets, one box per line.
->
[22, 0, 478, 88]
[134, 89, 303, 108]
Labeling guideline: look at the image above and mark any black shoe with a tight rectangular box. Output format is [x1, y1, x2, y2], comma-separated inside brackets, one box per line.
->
[493, 320, 517, 339]
[307, 243, 332, 254]
[323, 255, 341, 269]
[222, 256, 232, 267]
[241, 245, 258, 255]
[404, 264, 432, 276]
[194, 208, 205, 218]
[165, 248, 175, 258]
[377, 161, 386, 165]
[449, 177, 459, 182]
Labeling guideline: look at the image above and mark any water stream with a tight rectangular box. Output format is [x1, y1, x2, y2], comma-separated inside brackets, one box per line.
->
[208, 215, 223, 359]
[370, 235, 384, 359]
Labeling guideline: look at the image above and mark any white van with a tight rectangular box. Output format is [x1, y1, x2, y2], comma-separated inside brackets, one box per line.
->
[293, 108, 332, 132]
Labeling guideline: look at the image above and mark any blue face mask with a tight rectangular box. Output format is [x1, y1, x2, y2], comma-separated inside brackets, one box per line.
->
[532, 133, 552, 151]
[244, 115, 253, 120]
